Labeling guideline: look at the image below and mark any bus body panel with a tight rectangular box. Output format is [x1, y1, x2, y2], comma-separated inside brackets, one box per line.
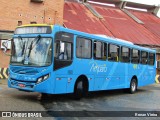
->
[8, 24, 156, 95]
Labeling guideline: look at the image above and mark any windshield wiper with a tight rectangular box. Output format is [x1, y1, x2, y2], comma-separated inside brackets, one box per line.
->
[28, 35, 41, 57]
[21, 41, 26, 56]
[18, 36, 24, 48]
[18, 36, 26, 56]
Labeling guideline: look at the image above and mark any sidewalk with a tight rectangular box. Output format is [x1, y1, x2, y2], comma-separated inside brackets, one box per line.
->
[0, 79, 7, 85]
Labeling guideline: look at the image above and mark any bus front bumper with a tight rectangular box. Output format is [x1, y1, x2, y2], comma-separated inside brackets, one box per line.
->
[8, 78, 54, 94]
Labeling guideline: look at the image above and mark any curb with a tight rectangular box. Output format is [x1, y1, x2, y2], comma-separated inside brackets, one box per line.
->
[0, 79, 7, 85]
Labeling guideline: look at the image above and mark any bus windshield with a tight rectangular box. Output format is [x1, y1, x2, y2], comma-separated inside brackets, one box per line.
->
[11, 37, 52, 66]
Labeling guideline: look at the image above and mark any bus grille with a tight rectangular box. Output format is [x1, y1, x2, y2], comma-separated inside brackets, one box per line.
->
[10, 67, 39, 75]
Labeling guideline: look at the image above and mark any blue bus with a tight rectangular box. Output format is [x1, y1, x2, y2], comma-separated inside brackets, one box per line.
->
[8, 24, 156, 98]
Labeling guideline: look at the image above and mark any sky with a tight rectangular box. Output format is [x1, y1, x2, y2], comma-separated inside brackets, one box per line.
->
[124, 0, 160, 6]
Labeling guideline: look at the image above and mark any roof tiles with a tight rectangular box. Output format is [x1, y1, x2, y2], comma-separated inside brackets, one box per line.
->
[64, 2, 113, 36]
[129, 10, 160, 39]
[64, 2, 160, 46]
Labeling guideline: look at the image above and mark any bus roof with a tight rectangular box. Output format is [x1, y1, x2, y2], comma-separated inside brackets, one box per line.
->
[55, 25, 155, 53]
[94, 34, 134, 45]
[14, 24, 155, 53]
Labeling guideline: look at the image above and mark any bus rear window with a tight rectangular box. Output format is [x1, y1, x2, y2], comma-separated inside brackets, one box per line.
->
[14, 26, 52, 34]
[148, 53, 155, 66]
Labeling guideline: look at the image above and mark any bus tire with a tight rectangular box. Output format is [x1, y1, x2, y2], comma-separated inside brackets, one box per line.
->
[41, 93, 50, 100]
[129, 78, 137, 94]
[74, 79, 88, 100]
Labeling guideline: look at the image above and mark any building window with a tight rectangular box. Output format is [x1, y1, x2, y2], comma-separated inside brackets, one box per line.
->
[76, 37, 92, 59]
[30, 0, 44, 3]
[18, 21, 22, 26]
[30, 21, 37, 24]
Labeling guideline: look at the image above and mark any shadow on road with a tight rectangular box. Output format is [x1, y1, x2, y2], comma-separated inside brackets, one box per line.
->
[9, 87, 149, 103]
[39, 88, 149, 102]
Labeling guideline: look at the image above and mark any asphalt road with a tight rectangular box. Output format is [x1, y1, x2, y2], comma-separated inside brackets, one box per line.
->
[0, 80, 160, 120]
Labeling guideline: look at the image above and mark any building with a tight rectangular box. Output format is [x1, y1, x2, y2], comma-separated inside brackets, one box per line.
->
[0, 0, 64, 69]
[64, 0, 160, 74]
[0, 0, 160, 78]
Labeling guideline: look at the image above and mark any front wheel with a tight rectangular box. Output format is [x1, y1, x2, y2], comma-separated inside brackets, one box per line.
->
[129, 79, 137, 94]
[74, 79, 88, 100]
[74, 80, 83, 99]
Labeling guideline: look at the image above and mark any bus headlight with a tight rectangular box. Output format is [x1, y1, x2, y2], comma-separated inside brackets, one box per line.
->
[37, 74, 50, 84]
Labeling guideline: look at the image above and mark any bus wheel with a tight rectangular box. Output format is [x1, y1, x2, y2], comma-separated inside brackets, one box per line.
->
[74, 79, 85, 100]
[129, 79, 137, 94]
[41, 93, 50, 100]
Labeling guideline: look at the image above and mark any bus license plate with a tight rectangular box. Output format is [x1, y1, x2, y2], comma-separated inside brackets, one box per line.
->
[18, 84, 25, 88]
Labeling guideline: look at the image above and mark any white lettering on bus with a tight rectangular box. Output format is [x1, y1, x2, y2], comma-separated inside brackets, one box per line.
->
[90, 62, 107, 73]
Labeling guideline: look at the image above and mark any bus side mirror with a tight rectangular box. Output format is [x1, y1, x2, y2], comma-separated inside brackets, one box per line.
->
[1, 39, 12, 56]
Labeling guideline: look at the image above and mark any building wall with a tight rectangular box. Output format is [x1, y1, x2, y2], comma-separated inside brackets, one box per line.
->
[0, 0, 64, 31]
[0, 0, 64, 68]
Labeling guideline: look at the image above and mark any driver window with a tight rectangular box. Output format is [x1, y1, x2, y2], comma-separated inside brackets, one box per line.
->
[59, 42, 65, 59]
[57, 41, 72, 60]
[54, 32, 73, 61]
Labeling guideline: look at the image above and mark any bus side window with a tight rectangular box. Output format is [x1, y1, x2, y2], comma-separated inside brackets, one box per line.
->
[108, 44, 119, 62]
[121, 47, 130, 63]
[54, 40, 72, 60]
[131, 49, 140, 64]
[76, 37, 92, 59]
[141, 51, 148, 65]
[94, 41, 107, 60]
[54, 32, 73, 61]
[148, 53, 155, 66]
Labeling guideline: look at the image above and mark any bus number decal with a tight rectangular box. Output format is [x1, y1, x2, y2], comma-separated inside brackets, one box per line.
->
[133, 64, 140, 70]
